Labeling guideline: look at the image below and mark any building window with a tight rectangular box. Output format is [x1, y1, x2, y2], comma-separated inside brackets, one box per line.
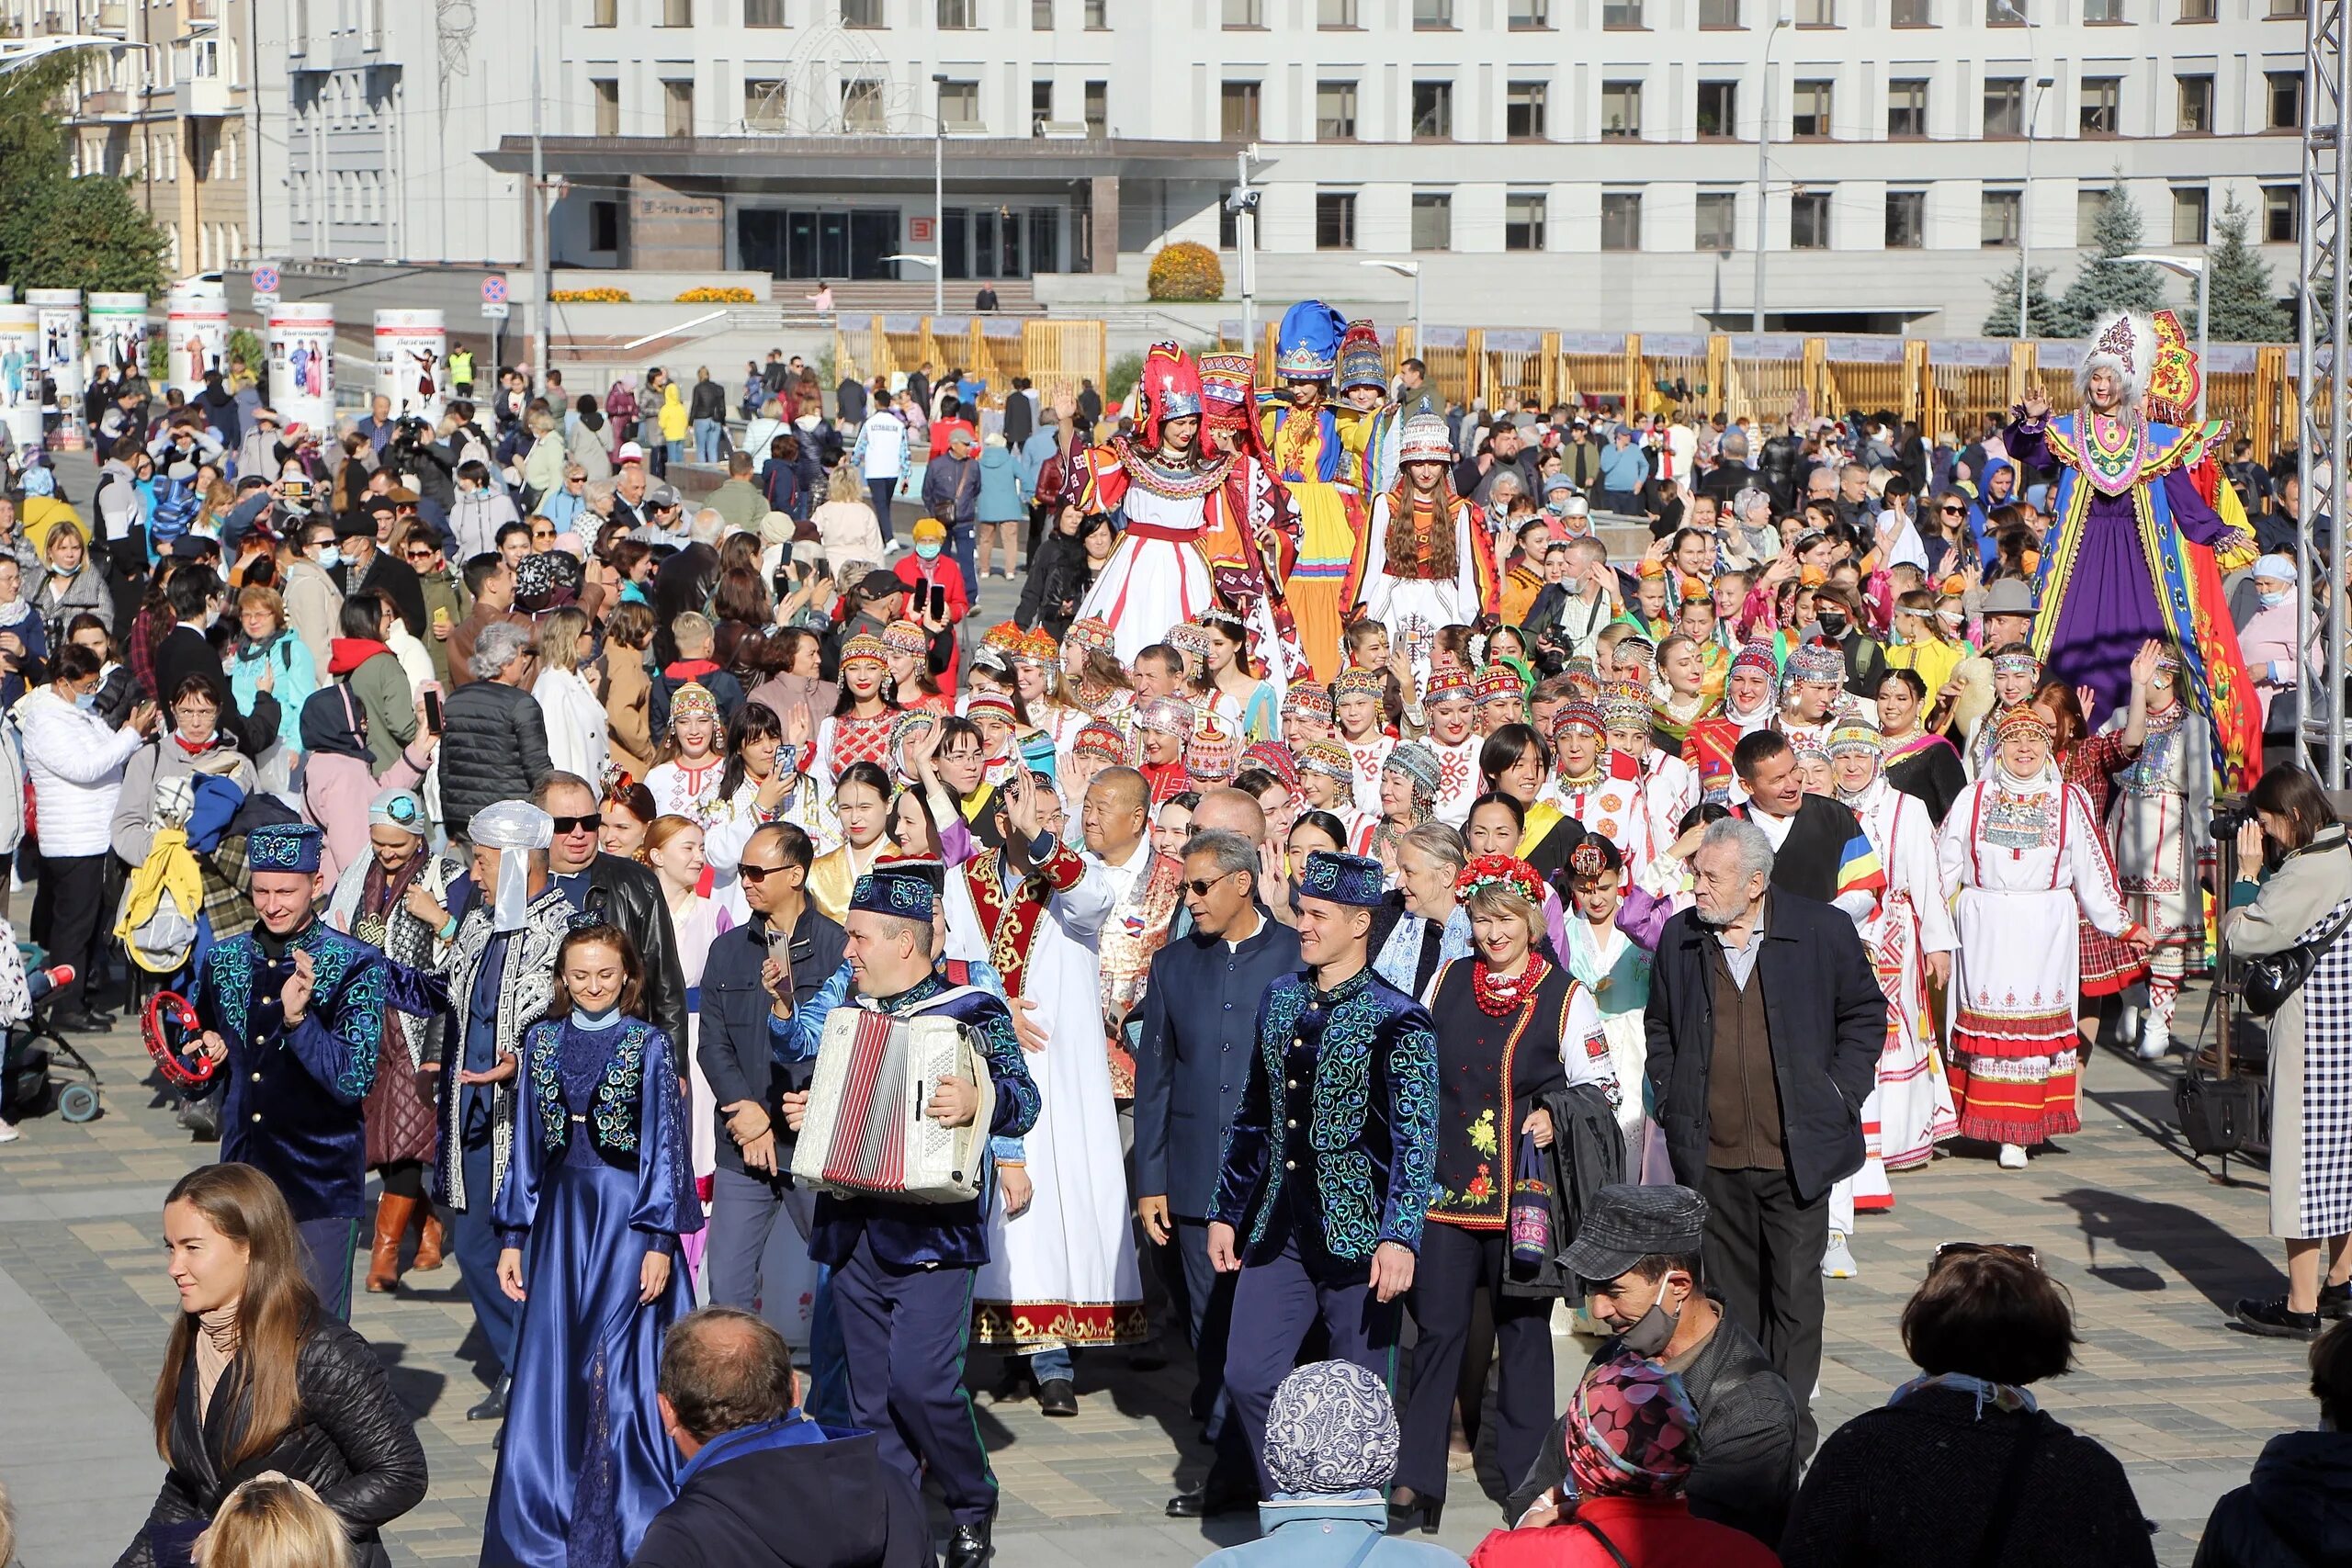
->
[1084, 79, 1105, 132]
[937, 0, 975, 22]
[592, 0, 616, 22]
[745, 79, 787, 130]
[2084, 0, 2122, 16]
[1221, 81, 1261, 138]
[1697, 79, 1738, 136]
[1317, 80, 1358, 139]
[1602, 0, 1642, 24]
[1987, 0, 2022, 17]
[745, 0, 785, 21]
[843, 76, 887, 130]
[1981, 187, 2019, 246]
[1792, 79, 1832, 137]
[938, 77, 979, 127]
[2274, 0, 2307, 15]
[1317, 190, 1357, 248]
[1319, 0, 1359, 20]
[1084, 0, 1107, 22]
[2171, 185, 2208, 244]
[1696, 190, 1738, 250]
[1887, 77, 1927, 136]
[842, 0, 882, 23]
[1885, 189, 1925, 247]
[592, 76, 618, 136]
[1984, 76, 2022, 136]
[1600, 191, 1643, 252]
[2270, 69, 2305, 130]
[1699, 0, 1738, 20]
[1510, 0, 1550, 25]
[2180, 0, 2212, 14]
[662, 78, 695, 135]
[1222, 0, 1262, 24]
[1794, 0, 1833, 21]
[1412, 80, 1453, 139]
[2177, 73, 2213, 131]
[1031, 79, 1051, 133]
[1790, 189, 1831, 248]
[1413, 0, 1453, 23]
[1507, 80, 1548, 139]
[662, 0, 690, 22]
[2075, 187, 2109, 244]
[1034, 0, 1052, 25]
[1505, 191, 1547, 250]
[1601, 80, 1641, 137]
[1890, 0, 1930, 20]
[590, 200, 620, 251]
[2265, 184, 2301, 243]
[1411, 191, 1452, 250]
[2080, 75, 2120, 134]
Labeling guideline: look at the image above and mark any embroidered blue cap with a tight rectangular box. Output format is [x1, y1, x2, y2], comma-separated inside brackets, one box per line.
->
[1297, 850, 1386, 908]
[850, 852, 944, 923]
[246, 822, 322, 875]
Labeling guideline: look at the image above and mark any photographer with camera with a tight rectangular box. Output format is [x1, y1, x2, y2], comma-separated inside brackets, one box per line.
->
[2222, 765, 2352, 1340]
[383, 412, 453, 510]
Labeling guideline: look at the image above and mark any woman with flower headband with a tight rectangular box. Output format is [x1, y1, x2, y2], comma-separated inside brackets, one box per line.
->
[1937, 704, 2153, 1170]
[808, 631, 898, 785]
[1558, 835, 1655, 1171]
[642, 680, 728, 823]
[1388, 851, 1613, 1533]
[1192, 607, 1281, 744]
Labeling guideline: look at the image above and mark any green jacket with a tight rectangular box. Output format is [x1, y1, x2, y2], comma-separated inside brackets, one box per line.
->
[417, 570, 465, 689]
[707, 477, 769, 537]
[343, 649, 418, 775]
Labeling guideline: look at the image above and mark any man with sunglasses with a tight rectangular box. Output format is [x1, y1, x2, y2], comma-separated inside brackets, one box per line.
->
[531, 773, 689, 1049]
[1133, 824, 1302, 1518]
[333, 507, 427, 637]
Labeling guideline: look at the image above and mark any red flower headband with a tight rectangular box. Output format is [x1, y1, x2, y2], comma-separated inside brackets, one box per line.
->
[1455, 852, 1545, 908]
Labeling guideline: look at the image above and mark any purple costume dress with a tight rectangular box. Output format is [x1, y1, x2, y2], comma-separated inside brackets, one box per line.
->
[2005, 414, 2233, 729]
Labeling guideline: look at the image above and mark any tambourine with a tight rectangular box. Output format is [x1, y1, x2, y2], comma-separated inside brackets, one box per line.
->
[143, 991, 218, 1088]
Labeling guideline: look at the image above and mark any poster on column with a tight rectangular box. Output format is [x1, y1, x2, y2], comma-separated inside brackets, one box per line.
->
[267, 302, 335, 434]
[0, 301, 45, 452]
[28, 289, 83, 417]
[165, 279, 229, 397]
[375, 309, 446, 422]
[87, 292, 150, 380]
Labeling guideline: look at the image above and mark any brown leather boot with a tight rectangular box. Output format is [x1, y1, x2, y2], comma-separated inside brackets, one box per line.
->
[367, 1193, 415, 1292]
[412, 1206, 447, 1272]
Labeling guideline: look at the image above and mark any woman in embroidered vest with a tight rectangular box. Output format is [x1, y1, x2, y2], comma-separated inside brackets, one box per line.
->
[807, 761, 895, 926]
[483, 920, 700, 1568]
[1390, 853, 1611, 1533]
[1936, 705, 2151, 1172]
[641, 681, 726, 825]
[809, 632, 898, 786]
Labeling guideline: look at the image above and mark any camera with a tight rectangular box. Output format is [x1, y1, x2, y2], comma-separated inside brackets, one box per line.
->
[2211, 796, 2256, 840]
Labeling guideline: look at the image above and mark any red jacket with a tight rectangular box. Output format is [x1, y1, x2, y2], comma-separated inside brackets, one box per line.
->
[890, 552, 969, 692]
[928, 416, 975, 459]
[1469, 1498, 1783, 1568]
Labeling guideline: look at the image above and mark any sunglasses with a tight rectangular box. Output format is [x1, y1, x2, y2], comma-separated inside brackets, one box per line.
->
[1182, 870, 1245, 897]
[405, 547, 436, 561]
[1932, 1241, 2038, 1269]
[549, 813, 603, 834]
[1939, 503, 1968, 514]
[738, 862, 793, 883]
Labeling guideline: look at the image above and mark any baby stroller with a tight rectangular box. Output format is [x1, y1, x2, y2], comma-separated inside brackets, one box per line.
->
[3, 941, 100, 1123]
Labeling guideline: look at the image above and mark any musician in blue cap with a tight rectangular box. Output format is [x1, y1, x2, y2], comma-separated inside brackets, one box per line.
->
[1207, 848, 1440, 1501]
[189, 821, 391, 1319]
[778, 853, 1039, 1568]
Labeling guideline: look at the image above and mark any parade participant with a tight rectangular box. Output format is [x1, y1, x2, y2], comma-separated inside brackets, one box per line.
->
[187, 822, 391, 1320]
[482, 920, 700, 1568]
[1938, 706, 2150, 1168]
[1358, 412, 1499, 633]
[1283, 679, 1334, 744]
[1362, 741, 1442, 868]
[1333, 320, 1404, 501]
[1730, 731, 1883, 919]
[601, 779, 660, 861]
[807, 761, 895, 925]
[643, 815, 727, 1269]
[2013, 313, 2259, 781]
[1295, 738, 1369, 850]
[2103, 643, 2211, 1061]
[1208, 850, 1439, 1498]
[435, 800, 574, 1422]
[1564, 837, 1657, 1170]
[1684, 642, 1780, 804]
[1961, 643, 2046, 778]
[1134, 694, 1195, 806]
[1410, 664, 1483, 828]
[1773, 641, 1848, 750]
[644, 681, 728, 822]
[1602, 681, 1698, 882]
[777, 857, 1040, 1568]
[1371, 821, 1474, 999]
[1136, 827, 1306, 1518]
[808, 633, 897, 787]
[880, 618, 948, 715]
[1333, 667, 1395, 816]
[1482, 722, 1585, 878]
[1059, 616, 1135, 730]
[1391, 853, 1610, 1531]
[1261, 303, 1366, 681]
[1476, 663, 1529, 738]
[1820, 717, 1958, 1279]
[533, 773, 694, 1051]
[1871, 669, 1966, 824]
[1186, 715, 1243, 794]
[1193, 607, 1281, 742]
[1084, 765, 1184, 1101]
[1651, 634, 1722, 754]
[1545, 699, 1653, 875]
[1062, 716, 1134, 806]
[1193, 353, 1308, 687]
[321, 788, 457, 1295]
[704, 702, 826, 919]
[1014, 625, 1086, 761]
[2040, 656, 2159, 1046]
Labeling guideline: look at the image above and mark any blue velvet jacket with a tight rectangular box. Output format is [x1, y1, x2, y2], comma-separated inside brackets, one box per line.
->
[197, 919, 390, 1224]
[797, 971, 1040, 1271]
[1211, 964, 1440, 1286]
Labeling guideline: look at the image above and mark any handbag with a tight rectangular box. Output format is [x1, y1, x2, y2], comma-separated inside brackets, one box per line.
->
[1509, 1128, 1553, 1273]
[2242, 899, 2352, 1017]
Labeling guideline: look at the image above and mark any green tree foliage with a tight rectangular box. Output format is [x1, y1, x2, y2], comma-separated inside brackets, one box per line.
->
[1106, 349, 1144, 406]
[1983, 263, 2065, 338]
[2194, 196, 2292, 344]
[2055, 184, 2168, 336]
[0, 49, 168, 297]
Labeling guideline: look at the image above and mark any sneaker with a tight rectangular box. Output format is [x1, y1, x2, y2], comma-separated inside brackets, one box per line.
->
[2236, 1295, 2323, 1339]
[1997, 1143, 2029, 1170]
[0, 1119, 18, 1144]
[1821, 1232, 1859, 1279]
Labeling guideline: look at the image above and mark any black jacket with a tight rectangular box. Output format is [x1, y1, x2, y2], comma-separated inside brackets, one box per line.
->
[1500, 1080, 1623, 1302]
[1508, 1312, 1799, 1547]
[1645, 892, 1886, 1203]
[629, 1424, 929, 1568]
[436, 678, 554, 840]
[2194, 1431, 2352, 1568]
[152, 624, 280, 757]
[583, 851, 691, 1050]
[1015, 526, 1082, 630]
[689, 378, 727, 423]
[696, 904, 848, 1175]
[118, 1314, 428, 1568]
[336, 548, 428, 639]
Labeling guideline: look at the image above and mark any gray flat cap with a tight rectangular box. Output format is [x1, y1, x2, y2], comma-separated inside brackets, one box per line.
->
[1557, 1183, 1709, 1282]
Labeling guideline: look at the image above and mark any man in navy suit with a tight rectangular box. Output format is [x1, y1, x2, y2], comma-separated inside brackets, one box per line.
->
[1133, 827, 1303, 1518]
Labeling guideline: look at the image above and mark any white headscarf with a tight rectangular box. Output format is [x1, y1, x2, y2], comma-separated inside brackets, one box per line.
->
[468, 801, 553, 932]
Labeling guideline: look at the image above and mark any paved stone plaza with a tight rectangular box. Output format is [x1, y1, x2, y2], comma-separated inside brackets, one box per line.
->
[0, 990, 2320, 1568]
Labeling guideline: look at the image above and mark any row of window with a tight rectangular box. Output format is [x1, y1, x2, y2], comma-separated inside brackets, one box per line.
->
[593, 0, 2303, 26]
[1304, 180, 2300, 252]
[586, 0, 1110, 25]
[1224, 68, 2301, 144]
[591, 73, 1111, 136]
[289, 166, 391, 231]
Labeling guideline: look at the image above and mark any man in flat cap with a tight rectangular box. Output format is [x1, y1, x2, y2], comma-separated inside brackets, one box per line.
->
[1505, 1182, 1800, 1548]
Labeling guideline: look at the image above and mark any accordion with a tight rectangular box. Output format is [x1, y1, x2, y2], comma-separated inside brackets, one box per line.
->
[789, 1004, 998, 1204]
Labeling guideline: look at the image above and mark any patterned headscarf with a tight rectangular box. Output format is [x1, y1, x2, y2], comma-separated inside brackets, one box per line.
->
[1384, 740, 1442, 808]
[1566, 1355, 1702, 1501]
[1263, 1360, 1400, 1496]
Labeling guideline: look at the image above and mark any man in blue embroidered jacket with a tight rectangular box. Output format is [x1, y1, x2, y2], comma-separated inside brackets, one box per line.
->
[1207, 849, 1440, 1500]
[190, 821, 390, 1321]
[777, 854, 1038, 1568]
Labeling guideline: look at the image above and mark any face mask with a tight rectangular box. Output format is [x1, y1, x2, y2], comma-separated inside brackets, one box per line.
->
[1816, 614, 1849, 639]
[1611, 1270, 1680, 1358]
[914, 541, 943, 562]
[74, 689, 96, 711]
[312, 546, 342, 570]
[2260, 588, 2290, 609]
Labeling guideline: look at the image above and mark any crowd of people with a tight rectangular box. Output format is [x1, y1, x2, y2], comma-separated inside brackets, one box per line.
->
[1, 298, 2348, 1568]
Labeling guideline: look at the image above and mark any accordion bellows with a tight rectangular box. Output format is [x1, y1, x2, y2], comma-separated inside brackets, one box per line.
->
[791, 1006, 997, 1204]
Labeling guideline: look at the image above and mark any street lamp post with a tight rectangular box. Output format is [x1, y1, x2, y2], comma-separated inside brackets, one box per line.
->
[2117, 252, 2211, 422]
[530, 0, 549, 393]
[932, 73, 948, 320]
[1753, 11, 1790, 333]
[2018, 73, 2052, 341]
[1360, 259, 1421, 347]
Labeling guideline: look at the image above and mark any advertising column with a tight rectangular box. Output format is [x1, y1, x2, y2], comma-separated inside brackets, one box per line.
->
[87, 291, 150, 381]
[27, 288, 83, 436]
[374, 308, 447, 422]
[266, 301, 336, 434]
[164, 277, 229, 396]
[0, 299, 45, 452]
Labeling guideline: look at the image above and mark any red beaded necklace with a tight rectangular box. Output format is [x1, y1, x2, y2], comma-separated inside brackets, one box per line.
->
[1473, 953, 1550, 1016]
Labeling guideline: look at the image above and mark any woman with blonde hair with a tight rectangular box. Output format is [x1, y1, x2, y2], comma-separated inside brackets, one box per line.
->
[128, 1164, 426, 1568]
[812, 459, 888, 564]
[531, 604, 607, 784]
[194, 1476, 351, 1568]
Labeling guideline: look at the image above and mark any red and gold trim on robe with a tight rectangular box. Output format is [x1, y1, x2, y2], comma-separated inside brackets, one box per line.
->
[959, 837, 1090, 1000]
[971, 1299, 1152, 1348]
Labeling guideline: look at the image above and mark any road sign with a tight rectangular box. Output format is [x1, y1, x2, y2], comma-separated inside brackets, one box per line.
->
[481, 274, 509, 320]
[251, 264, 279, 294]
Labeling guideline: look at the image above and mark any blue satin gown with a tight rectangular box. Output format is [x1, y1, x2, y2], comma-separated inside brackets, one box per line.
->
[482, 1009, 702, 1568]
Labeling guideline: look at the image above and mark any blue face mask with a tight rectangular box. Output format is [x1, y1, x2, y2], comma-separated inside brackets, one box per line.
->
[74, 689, 96, 711]
[914, 541, 943, 562]
[2259, 588, 2290, 609]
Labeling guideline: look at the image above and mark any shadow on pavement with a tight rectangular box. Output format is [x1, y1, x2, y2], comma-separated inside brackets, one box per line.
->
[2046, 1187, 2287, 1314]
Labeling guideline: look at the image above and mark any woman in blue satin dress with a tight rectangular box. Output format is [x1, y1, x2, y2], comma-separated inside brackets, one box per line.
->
[482, 919, 702, 1568]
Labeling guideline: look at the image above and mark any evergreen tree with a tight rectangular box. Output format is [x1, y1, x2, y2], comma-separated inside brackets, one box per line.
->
[1983, 263, 2064, 338]
[2193, 195, 2292, 343]
[2055, 184, 2168, 335]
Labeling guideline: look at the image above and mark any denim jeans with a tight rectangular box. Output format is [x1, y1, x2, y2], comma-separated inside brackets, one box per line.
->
[951, 523, 978, 600]
[1029, 1345, 1074, 1382]
[693, 418, 721, 462]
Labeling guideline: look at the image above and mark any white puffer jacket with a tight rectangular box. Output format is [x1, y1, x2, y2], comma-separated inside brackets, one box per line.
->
[16, 685, 144, 857]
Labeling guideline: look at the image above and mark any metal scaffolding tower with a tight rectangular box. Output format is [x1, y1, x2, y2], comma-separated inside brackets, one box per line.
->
[2300, 0, 2350, 785]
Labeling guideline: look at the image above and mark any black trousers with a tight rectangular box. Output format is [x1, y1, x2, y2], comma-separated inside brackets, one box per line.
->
[1158, 1217, 1251, 1486]
[1701, 1165, 1827, 1458]
[1396, 1222, 1554, 1500]
[35, 851, 109, 1016]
